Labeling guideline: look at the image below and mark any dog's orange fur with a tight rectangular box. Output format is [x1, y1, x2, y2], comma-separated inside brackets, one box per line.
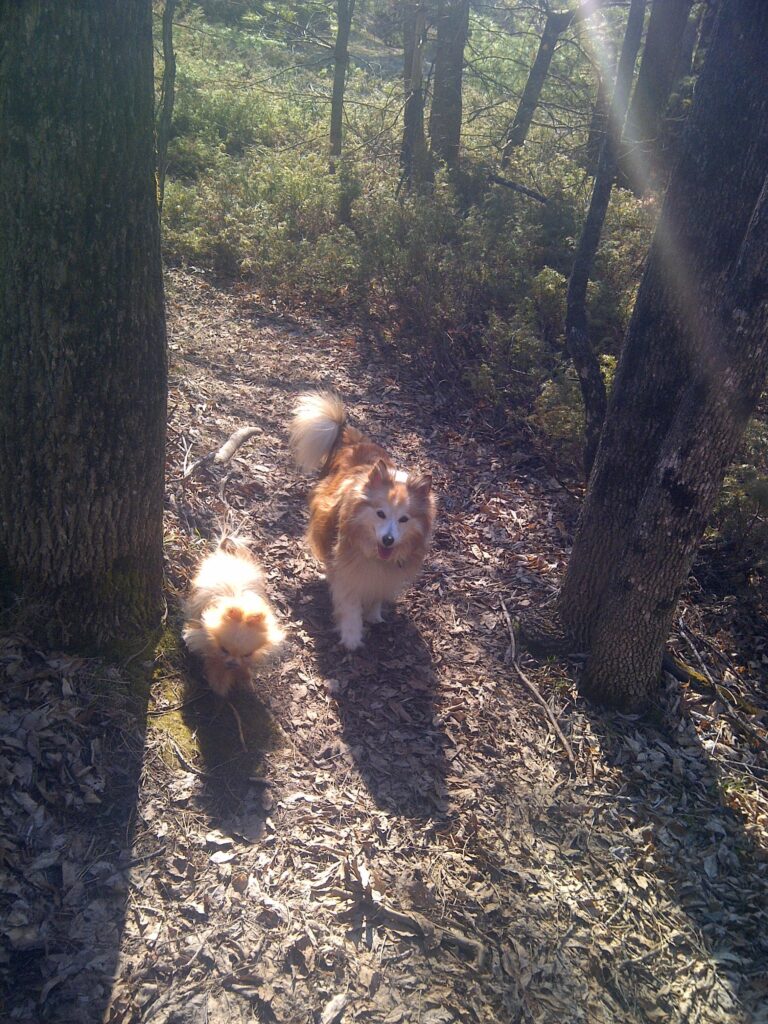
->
[291, 393, 435, 650]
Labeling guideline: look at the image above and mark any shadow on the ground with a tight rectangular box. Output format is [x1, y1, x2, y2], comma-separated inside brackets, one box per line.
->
[287, 577, 450, 821]
[581, 685, 768, 1019]
[179, 656, 286, 835]
[0, 638, 150, 1023]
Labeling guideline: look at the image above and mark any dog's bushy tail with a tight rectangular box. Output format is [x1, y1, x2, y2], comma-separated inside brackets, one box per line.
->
[290, 391, 346, 473]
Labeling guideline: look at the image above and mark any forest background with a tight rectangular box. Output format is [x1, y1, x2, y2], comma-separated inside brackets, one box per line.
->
[156, 0, 768, 565]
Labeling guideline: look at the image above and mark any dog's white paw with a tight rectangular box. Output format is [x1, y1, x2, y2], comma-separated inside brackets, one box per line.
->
[339, 615, 364, 650]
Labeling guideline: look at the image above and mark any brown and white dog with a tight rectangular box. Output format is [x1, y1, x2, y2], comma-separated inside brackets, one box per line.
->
[290, 392, 435, 650]
[183, 534, 285, 696]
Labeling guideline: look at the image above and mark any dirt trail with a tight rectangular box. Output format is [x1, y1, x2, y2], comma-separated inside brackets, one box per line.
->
[2, 270, 766, 1024]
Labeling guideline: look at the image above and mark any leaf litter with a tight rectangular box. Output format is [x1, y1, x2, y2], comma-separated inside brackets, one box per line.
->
[1, 268, 767, 1023]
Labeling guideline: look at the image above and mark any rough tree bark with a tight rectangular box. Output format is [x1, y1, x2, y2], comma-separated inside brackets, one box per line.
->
[0, 0, 168, 648]
[501, 0, 602, 164]
[429, 0, 470, 170]
[556, 0, 768, 708]
[157, 0, 178, 211]
[564, 0, 646, 478]
[330, 0, 355, 168]
[401, 1, 430, 187]
[617, 0, 694, 194]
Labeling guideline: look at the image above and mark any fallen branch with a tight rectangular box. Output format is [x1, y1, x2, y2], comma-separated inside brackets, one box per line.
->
[372, 899, 487, 968]
[182, 425, 261, 479]
[214, 426, 261, 465]
[488, 173, 547, 203]
[500, 598, 576, 769]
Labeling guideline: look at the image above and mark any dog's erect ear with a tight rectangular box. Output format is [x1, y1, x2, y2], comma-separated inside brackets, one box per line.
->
[367, 459, 391, 489]
[408, 473, 432, 499]
[225, 606, 243, 622]
[244, 610, 266, 627]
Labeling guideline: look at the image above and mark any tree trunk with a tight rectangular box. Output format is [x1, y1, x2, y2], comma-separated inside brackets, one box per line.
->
[501, 0, 601, 164]
[557, 0, 768, 708]
[401, 1, 430, 187]
[692, 0, 719, 74]
[0, 0, 168, 649]
[617, 0, 694, 194]
[429, 0, 470, 170]
[157, 0, 178, 211]
[584, 73, 610, 174]
[564, 0, 646, 477]
[330, 0, 355, 168]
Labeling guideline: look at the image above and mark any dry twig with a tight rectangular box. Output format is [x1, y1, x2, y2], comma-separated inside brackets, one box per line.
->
[182, 425, 260, 479]
[500, 598, 576, 769]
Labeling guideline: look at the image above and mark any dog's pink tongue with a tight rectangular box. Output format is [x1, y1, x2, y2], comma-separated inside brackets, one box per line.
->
[378, 545, 394, 560]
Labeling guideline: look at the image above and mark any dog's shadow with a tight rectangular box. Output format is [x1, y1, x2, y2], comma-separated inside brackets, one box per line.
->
[179, 664, 286, 837]
[291, 579, 451, 821]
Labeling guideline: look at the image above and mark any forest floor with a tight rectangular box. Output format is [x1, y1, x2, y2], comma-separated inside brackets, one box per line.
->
[2, 269, 768, 1024]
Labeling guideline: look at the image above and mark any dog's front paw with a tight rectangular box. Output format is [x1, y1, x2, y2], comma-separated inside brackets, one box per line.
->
[340, 630, 364, 651]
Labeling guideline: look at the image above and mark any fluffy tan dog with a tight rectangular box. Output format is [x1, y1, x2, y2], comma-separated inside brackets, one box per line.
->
[183, 535, 284, 696]
[290, 391, 435, 650]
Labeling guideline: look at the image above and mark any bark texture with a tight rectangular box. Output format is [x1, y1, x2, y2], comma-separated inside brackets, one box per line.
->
[565, 0, 646, 477]
[401, 1, 430, 187]
[0, 0, 167, 647]
[330, 0, 355, 165]
[557, 0, 768, 707]
[429, 0, 470, 170]
[618, 0, 694, 194]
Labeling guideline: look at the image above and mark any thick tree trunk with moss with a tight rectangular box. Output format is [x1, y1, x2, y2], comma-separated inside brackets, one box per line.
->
[618, 0, 694, 194]
[0, 0, 167, 648]
[557, 0, 768, 708]
[565, 0, 645, 477]
[429, 0, 470, 170]
[401, 1, 430, 187]
[330, 0, 355, 167]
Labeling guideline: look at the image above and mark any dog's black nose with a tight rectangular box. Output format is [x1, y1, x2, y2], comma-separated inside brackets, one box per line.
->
[382, 534, 394, 547]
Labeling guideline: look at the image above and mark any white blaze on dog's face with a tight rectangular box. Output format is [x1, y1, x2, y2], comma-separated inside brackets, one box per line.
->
[356, 460, 433, 562]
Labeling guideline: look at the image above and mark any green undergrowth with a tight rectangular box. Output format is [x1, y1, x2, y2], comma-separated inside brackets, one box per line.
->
[157, 4, 653, 440]
[155, 4, 768, 574]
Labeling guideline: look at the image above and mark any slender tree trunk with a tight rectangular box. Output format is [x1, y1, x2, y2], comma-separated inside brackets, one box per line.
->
[330, 0, 355, 169]
[501, 0, 601, 164]
[618, 0, 694, 194]
[565, 0, 646, 477]
[157, 0, 178, 211]
[401, 1, 430, 187]
[429, 0, 470, 170]
[557, 0, 768, 708]
[0, 0, 167, 648]
[584, 73, 610, 174]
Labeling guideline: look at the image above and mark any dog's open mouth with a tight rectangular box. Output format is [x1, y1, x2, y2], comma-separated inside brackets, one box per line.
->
[377, 544, 395, 560]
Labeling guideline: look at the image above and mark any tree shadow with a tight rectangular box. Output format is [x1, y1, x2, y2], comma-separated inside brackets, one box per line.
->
[580, 681, 768, 1019]
[286, 577, 450, 821]
[0, 636, 150, 1023]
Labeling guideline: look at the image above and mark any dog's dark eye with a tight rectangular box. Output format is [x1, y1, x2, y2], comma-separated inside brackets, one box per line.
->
[376, 510, 386, 519]
[220, 646, 231, 656]
[399, 515, 409, 523]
